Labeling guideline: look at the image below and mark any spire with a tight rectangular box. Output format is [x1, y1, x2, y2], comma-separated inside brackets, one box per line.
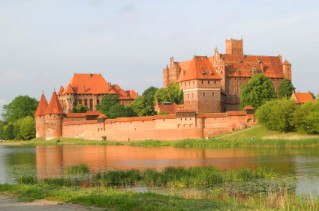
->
[58, 86, 64, 95]
[35, 94, 48, 116]
[45, 91, 64, 115]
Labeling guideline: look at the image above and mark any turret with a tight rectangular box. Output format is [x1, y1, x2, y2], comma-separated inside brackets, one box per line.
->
[45, 91, 65, 140]
[283, 60, 292, 80]
[35, 94, 48, 139]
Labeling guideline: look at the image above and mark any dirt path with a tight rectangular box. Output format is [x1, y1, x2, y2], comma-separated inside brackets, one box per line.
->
[0, 195, 102, 211]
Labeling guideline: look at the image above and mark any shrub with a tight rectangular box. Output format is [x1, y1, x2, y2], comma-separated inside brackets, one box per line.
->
[256, 99, 296, 132]
[294, 101, 319, 134]
[65, 164, 90, 175]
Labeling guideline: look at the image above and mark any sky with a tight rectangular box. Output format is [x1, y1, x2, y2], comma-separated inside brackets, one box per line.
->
[0, 0, 319, 115]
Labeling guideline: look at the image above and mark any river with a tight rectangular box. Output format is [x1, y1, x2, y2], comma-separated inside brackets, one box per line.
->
[0, 145, 319, 194]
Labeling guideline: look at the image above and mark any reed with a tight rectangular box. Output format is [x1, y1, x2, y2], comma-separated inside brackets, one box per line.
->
[64, 164, 90, 175]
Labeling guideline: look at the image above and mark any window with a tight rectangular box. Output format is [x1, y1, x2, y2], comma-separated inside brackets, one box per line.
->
[203, 93, 205, 97]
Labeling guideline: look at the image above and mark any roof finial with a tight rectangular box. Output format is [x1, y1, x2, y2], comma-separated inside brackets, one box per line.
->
[54, 85, 56, 92]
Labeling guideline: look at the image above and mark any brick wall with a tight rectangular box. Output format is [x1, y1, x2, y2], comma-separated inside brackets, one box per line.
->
[61, 112, 254, 141]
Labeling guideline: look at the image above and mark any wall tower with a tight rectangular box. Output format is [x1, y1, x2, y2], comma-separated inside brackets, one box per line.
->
[44, 91, 65, 140]
[35, 94, 48, 139]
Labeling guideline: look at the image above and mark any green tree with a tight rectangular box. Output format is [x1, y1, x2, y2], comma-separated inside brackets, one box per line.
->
[129, 86, 158, 116]
[97, 95, 119, 116]
[0, 121, 8, 139]
[17, 116, 35, 140]
[256, 99, 296, 132]
[155, 82, 183, 104]
[108, 104, 136, 119]
[278, 79, 295, 98]
[293, 101, 319, 134]
[73, 105, 88, 113]
[97, 94, 137, 119]
[2, 96, 38, 122]
[2, 123, 15, 140]
[240, 74, 277, 109]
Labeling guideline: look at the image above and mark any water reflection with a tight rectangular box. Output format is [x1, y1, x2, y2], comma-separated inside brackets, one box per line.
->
[1, 145, 319, 194]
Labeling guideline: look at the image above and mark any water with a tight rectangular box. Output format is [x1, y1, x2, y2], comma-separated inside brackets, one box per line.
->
[0, 145, 319, 194]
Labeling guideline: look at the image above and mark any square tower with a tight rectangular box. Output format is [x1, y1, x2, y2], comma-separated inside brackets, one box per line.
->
[226, 39, 243, 55]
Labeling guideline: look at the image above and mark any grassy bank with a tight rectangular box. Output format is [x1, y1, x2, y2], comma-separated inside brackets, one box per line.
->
[1, 126, 319, 148]
[1, 166, 317, 210]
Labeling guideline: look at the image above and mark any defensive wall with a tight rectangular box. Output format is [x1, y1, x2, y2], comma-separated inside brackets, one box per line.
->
[61, 111, 254, 141]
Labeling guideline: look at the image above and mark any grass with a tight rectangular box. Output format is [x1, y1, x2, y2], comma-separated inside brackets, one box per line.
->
[0, 166, 317, 210]
[64, 164, 90, 175]
[1, 125, 319, 148]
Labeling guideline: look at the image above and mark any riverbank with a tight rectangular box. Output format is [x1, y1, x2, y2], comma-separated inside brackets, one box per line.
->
[0, 166, 317, 210]
[1, 125, 319, 148]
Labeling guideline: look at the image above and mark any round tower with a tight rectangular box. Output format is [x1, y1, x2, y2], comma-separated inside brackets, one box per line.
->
[45, 91, 65, 140]
[35, 94, 48, 139]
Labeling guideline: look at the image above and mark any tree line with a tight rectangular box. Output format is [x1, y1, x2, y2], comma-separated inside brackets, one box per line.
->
[240, 74, 318, 134]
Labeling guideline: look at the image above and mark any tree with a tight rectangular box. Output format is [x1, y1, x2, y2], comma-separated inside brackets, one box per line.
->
[256, 99, 296, 132]
[97, 94, 136, 119]
[278, 79, 295, 98]
[14, 116, 36, 140]
[129, 86, 158, 116]
[107, 104, 136, 119]
[96, 94, 119, 116]
[2, 96, 38, 122]
[240, 74, 277, 109]
[2, 123, 15, 140]
[155, 82, 183, 104]
[0, 121, 8, 139]
[73, 105, 88, 113]
[293, 101, 319, 134]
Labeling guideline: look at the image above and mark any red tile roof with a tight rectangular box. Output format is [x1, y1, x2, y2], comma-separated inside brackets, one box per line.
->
[178, 56, 221, 82]
[35, 94, 48, 116]
[58, 86, 64, 95]
[62, 84, 75, 95]
[292, 92, 314, 104]
[112, 84, 130, 99]
[64, 73, 115, 95]
[126, 90, 138, 99]
[66, 113, 86, 118]
[46, 92, 65, 115]
[220, 54, 285, 78]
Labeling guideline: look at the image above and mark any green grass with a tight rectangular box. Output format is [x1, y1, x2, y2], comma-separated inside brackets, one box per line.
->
[64, 164, 90, 175]
[0, 166, 316, 210]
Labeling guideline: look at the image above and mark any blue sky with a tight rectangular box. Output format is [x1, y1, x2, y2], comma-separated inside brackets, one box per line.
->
[0, 0, 319, 114]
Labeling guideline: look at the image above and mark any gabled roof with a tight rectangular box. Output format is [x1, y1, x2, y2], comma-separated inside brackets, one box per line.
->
[46, 92, 65, 115]
[292, 92, 314, 104]
[219, 54, 285, 78]
[58, 86, 64, 95]
[62, 84, 75, 95]
[178, 56, 221, 82]
[112, 84, 130, 99]
[35, 94, 48, 116]
[65, 73, 114, 94]
[126, 90, 138, 99]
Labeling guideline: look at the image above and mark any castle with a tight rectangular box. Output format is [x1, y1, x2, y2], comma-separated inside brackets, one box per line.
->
[163, 39, 291, 112]
[35, 39, 291, 141]
[57, 73, 138, 113]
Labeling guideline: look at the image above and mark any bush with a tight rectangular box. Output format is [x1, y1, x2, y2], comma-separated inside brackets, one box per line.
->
[256, 99, 296, 132]
[15, 116, 36, 140]
[293, 101, 319, 134]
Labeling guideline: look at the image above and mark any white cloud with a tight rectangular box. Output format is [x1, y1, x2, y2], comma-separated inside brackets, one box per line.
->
[0, 69, 25, 86]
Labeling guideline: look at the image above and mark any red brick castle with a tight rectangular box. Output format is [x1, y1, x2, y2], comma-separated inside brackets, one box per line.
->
[163, 39, 291, 112]
[35, 39, 291, 141]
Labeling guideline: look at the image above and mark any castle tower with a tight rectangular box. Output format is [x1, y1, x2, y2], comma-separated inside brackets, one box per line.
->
[35, 94, 48, 139]
[45, 91, 65, 140]
[226, 39, 243, 55]
[61, 84, 75, 113]
[213, 47, 226, 90]
[283, 60, 292, 80]
[163, 65, 169, 88]
[179, 56, 222, 113]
